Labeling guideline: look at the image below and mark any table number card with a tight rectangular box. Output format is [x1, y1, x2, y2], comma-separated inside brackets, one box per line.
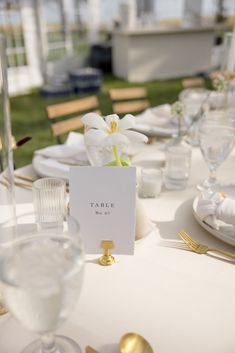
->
[69, 166, 136, 254]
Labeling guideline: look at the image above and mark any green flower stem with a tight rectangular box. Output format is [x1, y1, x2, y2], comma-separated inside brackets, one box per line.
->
[112, 145, 122, 166]
[178, 116, 182, 137]
[225, 88, 229, 108]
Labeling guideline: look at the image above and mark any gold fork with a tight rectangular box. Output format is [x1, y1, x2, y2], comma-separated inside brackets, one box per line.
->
[178, 229, 235, 260]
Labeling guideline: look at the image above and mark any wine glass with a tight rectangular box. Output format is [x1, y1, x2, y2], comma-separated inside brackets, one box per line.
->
[0, 212, 84, 353]
[198, 110, 235, 190]
[0, 34, 16, 316]
[179, 88, 209, 145]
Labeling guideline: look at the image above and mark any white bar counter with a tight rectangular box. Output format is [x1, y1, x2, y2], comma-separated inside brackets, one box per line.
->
[112, 24, 216, 82]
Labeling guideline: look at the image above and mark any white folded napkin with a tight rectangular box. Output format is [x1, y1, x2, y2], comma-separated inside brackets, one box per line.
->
[196, 191, 235, 230]
[135, 104, 173, 126]
[35, 132, 89, 165]
[134, 104, 182, 137]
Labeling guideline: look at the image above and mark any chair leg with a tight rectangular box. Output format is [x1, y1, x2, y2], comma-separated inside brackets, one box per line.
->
[56, 136, 62, 144]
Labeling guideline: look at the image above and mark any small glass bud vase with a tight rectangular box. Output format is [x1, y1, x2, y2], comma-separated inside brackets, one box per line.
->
[164, 136, 192, 190]
[86, 144, 115, 166]
[85, 144, 129, 167]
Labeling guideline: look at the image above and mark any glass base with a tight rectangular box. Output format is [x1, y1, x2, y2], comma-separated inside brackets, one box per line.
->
[21, 335, 82, 353]
[164, 177, 187, 190]
[197, 178, 219, 192]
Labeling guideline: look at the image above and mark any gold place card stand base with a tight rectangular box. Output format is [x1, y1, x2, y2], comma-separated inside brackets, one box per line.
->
[0, 293, 8, 316]
[99, 240, 116, 266]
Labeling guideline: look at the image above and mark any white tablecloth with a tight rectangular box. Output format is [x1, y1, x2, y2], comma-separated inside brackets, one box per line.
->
[1, 145, 235, 353]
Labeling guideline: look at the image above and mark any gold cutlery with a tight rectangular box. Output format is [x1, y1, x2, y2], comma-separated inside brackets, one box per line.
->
[58, 160, 81, 166]
[14, 181, 32, 190]
[178, 229, 235, 260]
[0, 179, 9, 188]
[14, 173, 36, 183]
[1, 178, 32, 190]
[2, 173, 33, 190]
[1, 174, 34, 191]
[85, 346, 100, 353]
[120, 332, 154, 353]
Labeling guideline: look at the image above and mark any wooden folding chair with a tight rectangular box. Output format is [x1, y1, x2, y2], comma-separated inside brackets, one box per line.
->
[181, 77, 205, 89]
[46, 95, 100, 143]
[109, 87, 150, 115]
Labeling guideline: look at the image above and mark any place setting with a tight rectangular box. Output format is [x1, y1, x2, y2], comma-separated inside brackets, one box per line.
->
[188, 109, 235, 249]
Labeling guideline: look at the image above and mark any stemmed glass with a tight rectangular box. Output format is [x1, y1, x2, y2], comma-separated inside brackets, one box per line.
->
[198, 110, 235, 190]
[0, 34, 15, 316]
[0, 212, 84, 353]
[179, 88, 209, 145]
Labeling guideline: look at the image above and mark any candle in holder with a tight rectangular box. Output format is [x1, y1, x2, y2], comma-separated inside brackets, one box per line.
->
[140, 167, 162, 198]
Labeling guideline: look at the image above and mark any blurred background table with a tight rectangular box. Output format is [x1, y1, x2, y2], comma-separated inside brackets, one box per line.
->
[112, 24, 222, 82]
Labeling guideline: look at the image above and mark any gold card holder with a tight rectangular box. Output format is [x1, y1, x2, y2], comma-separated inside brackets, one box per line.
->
[99, 240, 115, 266]
[0, 293, 8, 315]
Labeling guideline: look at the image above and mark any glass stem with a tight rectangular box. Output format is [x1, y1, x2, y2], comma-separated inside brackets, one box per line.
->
[225, 88, 229, 109]
[208, 167, 217, 186]
[40, 333, 59, 353]
[178, 117, 182, 137]
[112, 145, 122, 166]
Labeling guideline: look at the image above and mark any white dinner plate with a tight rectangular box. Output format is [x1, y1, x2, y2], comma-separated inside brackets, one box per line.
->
[192, 185, 235, 246]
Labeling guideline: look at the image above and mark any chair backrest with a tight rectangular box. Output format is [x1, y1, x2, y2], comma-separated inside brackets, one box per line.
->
[181, 77, 205, 89]
[46, 95, 100, 143]
[109, 87, 150, 115]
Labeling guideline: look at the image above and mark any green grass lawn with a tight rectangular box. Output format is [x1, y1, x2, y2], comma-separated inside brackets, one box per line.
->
[11, 74, 207, 168]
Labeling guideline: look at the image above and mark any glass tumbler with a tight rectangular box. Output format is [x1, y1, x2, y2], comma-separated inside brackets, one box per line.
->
[33, 177, 67, 230]
[164, 142, 192, 190]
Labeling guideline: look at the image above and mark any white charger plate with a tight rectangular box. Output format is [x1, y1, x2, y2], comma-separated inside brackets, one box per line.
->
[192, 185, 235, 247]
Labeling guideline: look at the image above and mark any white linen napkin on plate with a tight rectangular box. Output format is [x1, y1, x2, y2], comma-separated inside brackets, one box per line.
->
[196, 191, 235, 230]
[135, 104, 173, 126]
[134, 104, 180, 137]
[34, 132, 89, 165]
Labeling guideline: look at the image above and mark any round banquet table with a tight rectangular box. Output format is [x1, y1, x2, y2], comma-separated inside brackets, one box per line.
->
[1, 145, 235, 353]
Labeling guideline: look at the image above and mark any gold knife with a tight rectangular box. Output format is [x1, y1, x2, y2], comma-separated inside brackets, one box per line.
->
[14, 173, 36, 183]
[85, 346, 100, 353]
[14, 181, 32, 190]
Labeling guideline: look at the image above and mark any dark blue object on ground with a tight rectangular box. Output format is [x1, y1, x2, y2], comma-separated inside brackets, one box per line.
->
[68, 67, 102, 95]
[89, 42, 112, 73]
[40, 83, 74, 98]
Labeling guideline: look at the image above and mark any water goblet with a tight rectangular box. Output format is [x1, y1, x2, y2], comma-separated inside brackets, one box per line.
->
[198, 111, 235, 191]
[0, 212, 84, 353]
[180, 88, 209, 145]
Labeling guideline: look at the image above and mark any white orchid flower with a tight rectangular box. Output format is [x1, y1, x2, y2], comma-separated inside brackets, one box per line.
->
[82, 112, 148, 147]
[82, 113, 148, 166]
